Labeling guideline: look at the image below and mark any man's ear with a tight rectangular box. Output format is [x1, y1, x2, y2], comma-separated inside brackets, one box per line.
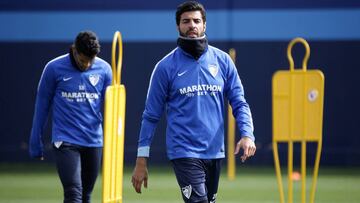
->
[204, 22, 206, 32]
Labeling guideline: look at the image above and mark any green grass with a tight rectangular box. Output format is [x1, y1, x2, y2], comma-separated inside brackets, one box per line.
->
[0, 164, 359, 203]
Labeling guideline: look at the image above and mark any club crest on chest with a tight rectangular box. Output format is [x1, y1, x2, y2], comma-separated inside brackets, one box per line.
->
[208, 64, 218, 78]
[89, 74, 99, 86]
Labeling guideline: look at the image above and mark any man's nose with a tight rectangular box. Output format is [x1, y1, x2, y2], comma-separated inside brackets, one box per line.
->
[189, 20, 196, 28]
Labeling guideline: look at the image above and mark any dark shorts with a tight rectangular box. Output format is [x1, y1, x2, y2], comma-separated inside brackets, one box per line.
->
[171, 158, 222, 203]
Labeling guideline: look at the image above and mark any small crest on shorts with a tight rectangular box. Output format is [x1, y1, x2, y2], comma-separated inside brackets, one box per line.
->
[182, 185, 192, 199]
[210, 193, 217, 203]
[89, 74, 100, 86]
[208, 64, 218, 78]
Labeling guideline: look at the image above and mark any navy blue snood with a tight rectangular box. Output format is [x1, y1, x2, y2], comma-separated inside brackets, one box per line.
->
[177, 35, 208, 60]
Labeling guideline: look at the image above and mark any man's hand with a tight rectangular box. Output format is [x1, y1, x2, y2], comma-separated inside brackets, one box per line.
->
[234, 136, 256, 163]
[131, 157, 148, 193]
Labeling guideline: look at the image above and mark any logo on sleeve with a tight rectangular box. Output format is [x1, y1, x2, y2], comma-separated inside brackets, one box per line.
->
[208, 64, 218, 78]
[89, 74, 99, 86]
[181, 185, 192, 199]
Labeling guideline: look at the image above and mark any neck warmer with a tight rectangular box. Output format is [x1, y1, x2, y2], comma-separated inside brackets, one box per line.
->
[177, 35, 208, 60]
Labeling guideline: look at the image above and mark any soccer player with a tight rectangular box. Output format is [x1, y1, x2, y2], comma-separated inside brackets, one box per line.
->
[29, 31, 112, 203]
[132, 1, 256, 202]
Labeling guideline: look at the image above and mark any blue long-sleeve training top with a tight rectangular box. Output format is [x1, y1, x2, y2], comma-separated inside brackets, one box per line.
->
[137, 45, 254, 160]
[29, 53, 112, 158]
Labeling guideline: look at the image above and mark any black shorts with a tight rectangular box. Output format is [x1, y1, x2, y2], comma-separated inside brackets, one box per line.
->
[171, 158, 222, 203]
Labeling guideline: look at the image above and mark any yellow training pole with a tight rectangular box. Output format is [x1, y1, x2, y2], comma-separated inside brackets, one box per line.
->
[102, 31, 127, 203]
[301, 140, 307, 203]
[273, 141, 285, 203]
[310, 140, 322, 203]
[227, 48, 236, 180]
[272, 37, 324, 203]
[287, 38, 310, 203]
[227, 105, 236, 180]
[288, 141, 293, 203]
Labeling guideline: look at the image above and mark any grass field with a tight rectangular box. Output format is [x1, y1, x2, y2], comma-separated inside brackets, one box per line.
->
[0, 163, 359, 203]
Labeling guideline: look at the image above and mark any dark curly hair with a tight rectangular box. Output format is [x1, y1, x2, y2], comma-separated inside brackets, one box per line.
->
[176, 1, 206, 26]
[74, 30, 101, 58]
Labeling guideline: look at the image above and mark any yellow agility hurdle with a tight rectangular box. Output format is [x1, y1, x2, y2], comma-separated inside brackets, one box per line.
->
[227, 48, 236, 181]
[272, 38, 324, 203]
[102, 31, 126, 203]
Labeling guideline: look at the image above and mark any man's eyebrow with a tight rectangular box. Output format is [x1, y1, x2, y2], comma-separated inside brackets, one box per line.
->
[182, 17, 201, 21]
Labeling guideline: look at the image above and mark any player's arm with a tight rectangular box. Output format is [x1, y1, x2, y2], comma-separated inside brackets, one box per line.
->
[224, 55, 256, 162]
[132, 62, 169, 193]
[29, 63, 56, 160]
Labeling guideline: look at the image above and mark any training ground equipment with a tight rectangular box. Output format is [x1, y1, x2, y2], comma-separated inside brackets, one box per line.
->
[272, 38, 324, 203]
[227, 48, 236, 180]
[102, 31, 126, 203]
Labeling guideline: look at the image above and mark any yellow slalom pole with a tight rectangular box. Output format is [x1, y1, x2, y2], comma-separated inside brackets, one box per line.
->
[310, 140, 322, 203]
[102, 31, 126, 203]
[227, 105, 235, 180]
[227, 48, 236, 180]
[301, 140, 307, 203]
[273, 141, 285, 203]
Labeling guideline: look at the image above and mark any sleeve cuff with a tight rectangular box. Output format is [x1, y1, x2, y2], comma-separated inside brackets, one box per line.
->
[241, 134, 255, 142]
[137, 146, 150, 157]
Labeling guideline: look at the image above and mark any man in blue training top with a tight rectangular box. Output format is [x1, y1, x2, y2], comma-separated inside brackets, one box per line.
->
[29, 30, 112, 203]
[132, 1, 256, 202]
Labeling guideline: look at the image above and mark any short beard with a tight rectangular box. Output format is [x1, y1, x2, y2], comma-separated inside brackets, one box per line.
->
[179, 30, 205, 38]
